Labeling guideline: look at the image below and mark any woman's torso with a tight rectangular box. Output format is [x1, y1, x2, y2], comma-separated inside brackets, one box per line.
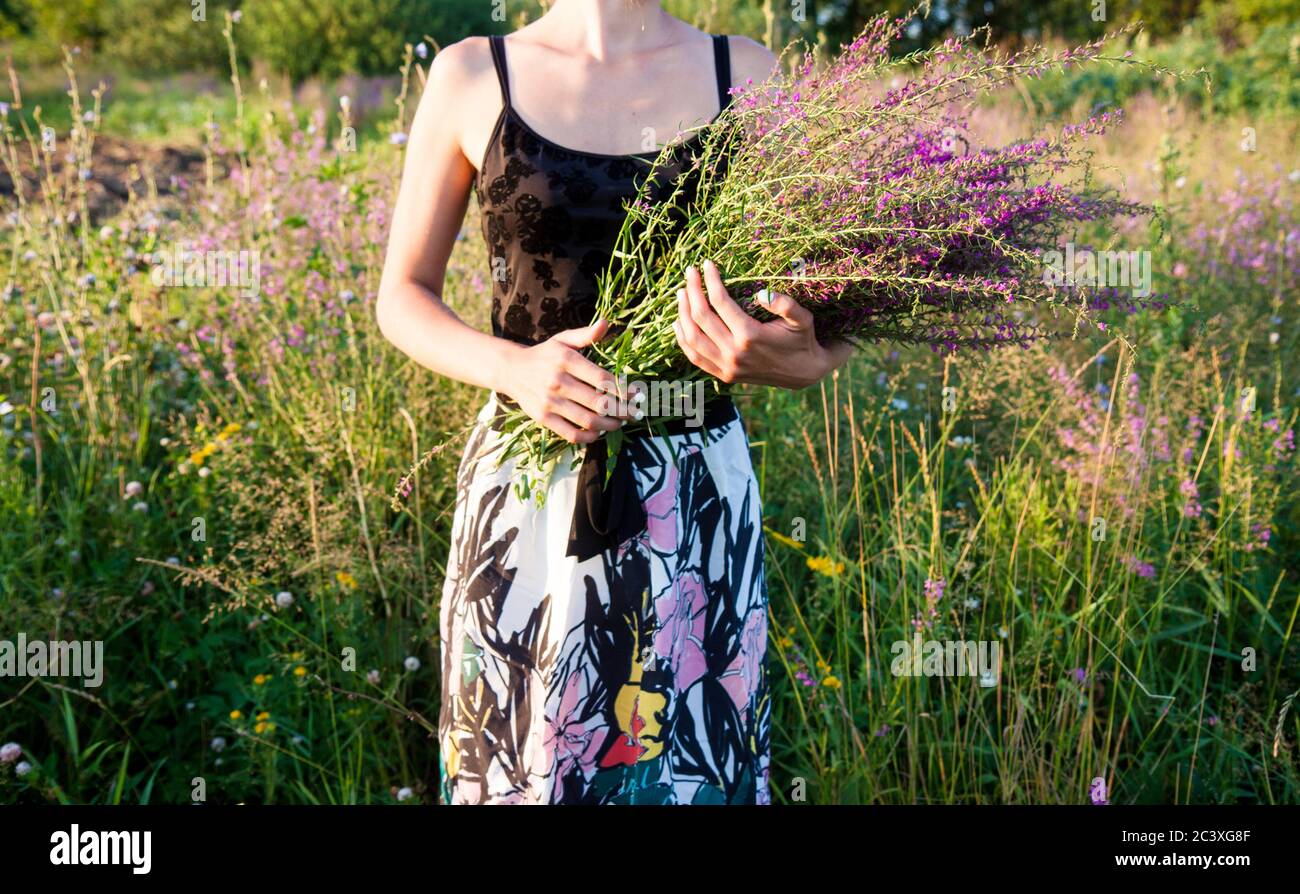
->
[472, 33, 734, 347]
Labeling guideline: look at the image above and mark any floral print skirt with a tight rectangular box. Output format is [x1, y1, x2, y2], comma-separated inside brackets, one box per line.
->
[438, 395, 771, 805]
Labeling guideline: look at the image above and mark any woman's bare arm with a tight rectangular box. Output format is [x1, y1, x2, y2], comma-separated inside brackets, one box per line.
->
[375, 39, 514, 392]
[375, 40, 624, 444]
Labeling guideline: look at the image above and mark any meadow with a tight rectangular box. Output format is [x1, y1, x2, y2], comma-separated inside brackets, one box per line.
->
[0, 12, 1298, 804]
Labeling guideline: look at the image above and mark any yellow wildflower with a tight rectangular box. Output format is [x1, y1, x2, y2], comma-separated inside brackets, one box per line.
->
[254, 721, 275, 735]
[291, 651, 305, 660]
[252, 673, 269, 686]
[822, 675, 842, 689]
[293, 665, 307, 677]
[188, 442, 217, 466]
[229, 709, 242, 720]
[256, 711, 270, 721]
[767, 529, 806, 550]
[215, 422, 242, 442]
[806, 555, 845, 577]
[335, 570, 358, 590]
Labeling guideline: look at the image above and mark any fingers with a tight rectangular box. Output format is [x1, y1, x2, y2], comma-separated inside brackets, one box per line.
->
[673, 313, 727, 380]
[551, 317, 611, 350]
[754, 288, 813, 331]
[555, 373, 629, 425]
[701, 259, 757, 335]
[538, 412, 595, 446]
[676, 288, 728, 373]
[683, 265, 733, 348]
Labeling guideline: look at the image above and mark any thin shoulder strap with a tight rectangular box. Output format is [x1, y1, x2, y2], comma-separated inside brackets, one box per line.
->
[712, 34, 732, 113]
[488, 35, 512, 107]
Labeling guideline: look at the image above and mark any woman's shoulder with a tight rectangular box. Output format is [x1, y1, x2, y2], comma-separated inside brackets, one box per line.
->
[428, 36, 497, 89]
[720, 34, 781, 86]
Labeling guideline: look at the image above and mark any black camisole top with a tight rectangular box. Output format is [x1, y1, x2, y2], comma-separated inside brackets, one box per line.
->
[475, 33, 734, 347]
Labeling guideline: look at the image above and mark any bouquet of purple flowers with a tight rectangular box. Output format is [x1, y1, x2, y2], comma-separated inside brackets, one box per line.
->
[496, 7, 1167, 475]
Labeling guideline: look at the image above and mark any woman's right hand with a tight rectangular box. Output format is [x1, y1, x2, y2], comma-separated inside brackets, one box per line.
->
[499, 318, 631, 445]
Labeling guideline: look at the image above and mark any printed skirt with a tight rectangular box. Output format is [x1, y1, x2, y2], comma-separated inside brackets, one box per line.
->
[437, 395, 771, 805]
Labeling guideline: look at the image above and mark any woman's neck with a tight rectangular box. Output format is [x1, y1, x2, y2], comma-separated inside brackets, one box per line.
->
[544, 0, 674, 59]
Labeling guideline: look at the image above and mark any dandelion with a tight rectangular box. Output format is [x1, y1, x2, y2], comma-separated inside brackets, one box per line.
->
[404, 656, 421, 672]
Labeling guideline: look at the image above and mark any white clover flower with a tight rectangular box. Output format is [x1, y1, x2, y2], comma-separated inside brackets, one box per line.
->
[0, 742, 20, 763]
[890, 397, 910, 411]
[166, 556, 180, 565]
[50, 588, 64, 600]
[339, 95, 351, 110]
[132, 501, 149, 512]
[403, 656, 420, 672]
[366, 669, 380, 685]
[275, 591, 294, 608]
[979, 670, 998, 688]
[964, 597, 980, 609]
[0, 401, 13, 416]
[998, 626, 1009, 639]
[396, 787, 414, 801]
[198, 466, 211, 478]
[14, 760, 32, 776]
[125, 480, 144, 498]
[210, 737, 226, 752]
[415, 42, 428, 59]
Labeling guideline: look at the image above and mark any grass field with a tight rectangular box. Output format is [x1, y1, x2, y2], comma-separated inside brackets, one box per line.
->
[1, 23, 1298, 804]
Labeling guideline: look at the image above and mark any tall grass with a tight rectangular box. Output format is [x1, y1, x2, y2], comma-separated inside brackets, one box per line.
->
[1, 18, 1296, 803]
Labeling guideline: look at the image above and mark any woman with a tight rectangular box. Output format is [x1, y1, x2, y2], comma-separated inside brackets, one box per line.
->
[376, 0, 854, 804]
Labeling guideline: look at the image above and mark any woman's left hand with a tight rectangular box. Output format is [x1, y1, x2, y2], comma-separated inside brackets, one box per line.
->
[674, 259, 853, 389]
